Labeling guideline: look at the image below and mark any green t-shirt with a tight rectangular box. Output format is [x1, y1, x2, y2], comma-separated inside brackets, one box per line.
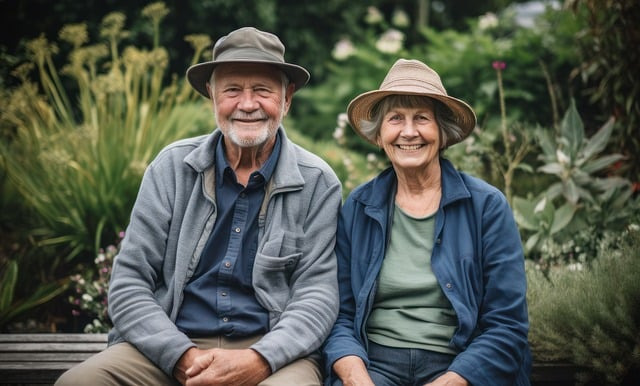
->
[366, 204, 458, 354]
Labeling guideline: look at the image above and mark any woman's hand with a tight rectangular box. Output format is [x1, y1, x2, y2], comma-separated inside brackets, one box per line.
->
[423, 371, 469, 386]
[333, 355, 375, 386]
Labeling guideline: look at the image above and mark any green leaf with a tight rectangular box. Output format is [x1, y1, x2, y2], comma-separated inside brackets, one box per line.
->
[559, 99, 584, 158]
[536, 128, 557, 158]
[525, 233, 540, 253]
[545, 182, 564, 201]
[581, 117, 615, 160]
[564, 179, 580, 204]
[582, 154, 624, 174]
[550, 203, 577, 234]
[0, 261, 18, 311]
[516, 163, 534, 173]
[591, 176, 630, 192]
[513, 196, 540, 231]
[0, 279, 69, 326]
[539, 162, 564, 176]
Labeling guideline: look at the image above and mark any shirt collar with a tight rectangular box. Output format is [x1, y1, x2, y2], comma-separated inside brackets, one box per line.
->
[215, 130, 282, 188]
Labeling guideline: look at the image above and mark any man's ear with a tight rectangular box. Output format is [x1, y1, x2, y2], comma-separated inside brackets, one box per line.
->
[283, 83, 296, 114]
[206, 82, 214, 98]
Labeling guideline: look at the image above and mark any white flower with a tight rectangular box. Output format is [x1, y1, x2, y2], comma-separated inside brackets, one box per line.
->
[478, 12, 498, 30]
[567, 263, 583, 271]
[95, 253, 106, 264]
[392, 9, 410, 27]
[332, 38, 355, 61]
[333, 127, 344, 141]
[376, 29, 404, 54]
[82, 294, 93, 302]
[365, 7, 383, 25]
[337, 113, 349, 128]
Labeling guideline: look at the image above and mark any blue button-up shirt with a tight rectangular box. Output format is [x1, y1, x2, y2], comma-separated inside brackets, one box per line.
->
[176, 132, 281, 337]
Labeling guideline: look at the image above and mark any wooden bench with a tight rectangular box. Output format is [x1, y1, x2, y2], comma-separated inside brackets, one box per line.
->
[0, 333, 577, 385]
[0, 333, 107, 385]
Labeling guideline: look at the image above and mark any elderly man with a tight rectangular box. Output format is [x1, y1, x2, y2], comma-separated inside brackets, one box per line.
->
[56, 27, 342, 386]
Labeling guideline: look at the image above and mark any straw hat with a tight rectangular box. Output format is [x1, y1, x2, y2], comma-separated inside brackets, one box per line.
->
[347, 59, 476, 147]
[186, 27, 310, 98]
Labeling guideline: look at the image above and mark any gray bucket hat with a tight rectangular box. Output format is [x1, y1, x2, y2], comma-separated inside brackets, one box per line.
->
[186, 27, 310, 98]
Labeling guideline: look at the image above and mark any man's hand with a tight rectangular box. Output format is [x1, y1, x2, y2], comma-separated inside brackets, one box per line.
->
[184, 348, 271, 386]
[174, 347, 208, 385]
[423, 371, 469, 386]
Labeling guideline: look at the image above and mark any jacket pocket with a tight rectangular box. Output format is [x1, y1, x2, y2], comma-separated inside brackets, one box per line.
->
[253, 230, 303, 313]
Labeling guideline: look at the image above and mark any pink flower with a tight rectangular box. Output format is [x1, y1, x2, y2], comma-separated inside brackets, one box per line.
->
[492, 61, 506, 70]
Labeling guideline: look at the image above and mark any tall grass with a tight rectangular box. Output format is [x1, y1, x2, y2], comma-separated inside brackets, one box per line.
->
[0, 3, 212, 265]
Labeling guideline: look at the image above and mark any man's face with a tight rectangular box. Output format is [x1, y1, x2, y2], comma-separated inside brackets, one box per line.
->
[207, 63, 294, 148]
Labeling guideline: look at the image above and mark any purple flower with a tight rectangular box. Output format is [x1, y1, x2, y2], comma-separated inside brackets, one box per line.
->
[492, 61, 506, 70]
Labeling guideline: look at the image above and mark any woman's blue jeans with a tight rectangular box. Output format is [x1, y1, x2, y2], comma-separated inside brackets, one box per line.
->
[332, 341, 456, 386]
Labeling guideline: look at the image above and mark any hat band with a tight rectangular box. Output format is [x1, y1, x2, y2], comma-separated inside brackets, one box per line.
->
[382, 78, 447, 95]
[216, 47, 284, 63]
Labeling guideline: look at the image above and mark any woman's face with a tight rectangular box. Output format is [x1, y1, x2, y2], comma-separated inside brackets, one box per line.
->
[377, 102, 441, 172]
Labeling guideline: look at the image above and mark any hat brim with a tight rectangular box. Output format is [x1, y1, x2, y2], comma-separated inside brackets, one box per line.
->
[347, 90, 477, 148]
[186, 60, 310, 98]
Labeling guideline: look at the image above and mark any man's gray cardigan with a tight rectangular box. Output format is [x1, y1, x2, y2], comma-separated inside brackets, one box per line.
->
[107, 127, 342, 376]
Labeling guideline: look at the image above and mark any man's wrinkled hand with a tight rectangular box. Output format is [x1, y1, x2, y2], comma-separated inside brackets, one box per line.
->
[185, 348, 271, 386]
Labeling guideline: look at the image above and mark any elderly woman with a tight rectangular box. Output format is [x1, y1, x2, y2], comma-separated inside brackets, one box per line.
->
[323, 59, 531, 386]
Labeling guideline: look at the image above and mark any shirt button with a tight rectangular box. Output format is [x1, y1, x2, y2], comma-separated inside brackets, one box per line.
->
[234, 227, 241, 233]
[224, 261, 231, 268]
[446, 283, 453, 289]
[222, 317, 229, 322]
[221, 292, 228, 297]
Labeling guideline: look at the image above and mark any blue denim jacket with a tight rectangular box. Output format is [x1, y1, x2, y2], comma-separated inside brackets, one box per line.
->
[323, 158, 531, 386]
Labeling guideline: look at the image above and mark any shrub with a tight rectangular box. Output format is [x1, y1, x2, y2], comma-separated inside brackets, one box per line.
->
[513, 101, 640, 269]
[527, 227, 640, 385]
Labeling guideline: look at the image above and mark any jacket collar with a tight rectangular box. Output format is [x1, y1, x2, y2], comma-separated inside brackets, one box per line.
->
[183, 127, 305, 191]
[352, 158, 471, 210]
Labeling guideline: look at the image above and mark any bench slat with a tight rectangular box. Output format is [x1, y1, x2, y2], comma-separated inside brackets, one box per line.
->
[0, 334, 108, 385]
[0, 342, 106, 352]
[0, 353, 96, 362]
[0, 333, 107, 343]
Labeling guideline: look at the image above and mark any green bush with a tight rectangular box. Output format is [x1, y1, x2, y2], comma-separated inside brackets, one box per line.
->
[527, 228, 640, 385]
